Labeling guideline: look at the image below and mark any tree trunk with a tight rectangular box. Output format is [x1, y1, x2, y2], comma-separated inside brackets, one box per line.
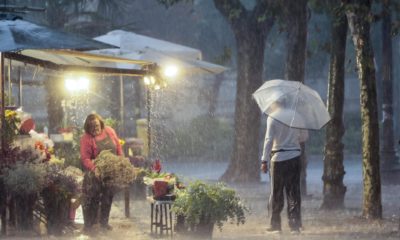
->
[42, 188, 70, 235]
[220, 28, 267, 182]
[15, 194, 37, 231]
[283, 0, 308, 195]
[380, 0, 398, 173]
[213, 0, 275, 182]
[321, 2, 347, 210]
[345, 0, 382, 219]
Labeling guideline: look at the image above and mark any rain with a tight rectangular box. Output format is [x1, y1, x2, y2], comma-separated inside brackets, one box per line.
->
[0, 0, 400, 240]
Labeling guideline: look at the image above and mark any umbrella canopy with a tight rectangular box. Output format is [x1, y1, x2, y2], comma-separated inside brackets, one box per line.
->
[0, 19, 115, 52]
[252, 79, 330, 130]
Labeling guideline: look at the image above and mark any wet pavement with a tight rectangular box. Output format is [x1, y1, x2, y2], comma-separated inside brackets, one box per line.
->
[3, 155, 400, 239]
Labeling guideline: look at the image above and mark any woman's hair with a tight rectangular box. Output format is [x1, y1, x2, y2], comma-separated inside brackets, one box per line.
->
[84, 113, 105, 135]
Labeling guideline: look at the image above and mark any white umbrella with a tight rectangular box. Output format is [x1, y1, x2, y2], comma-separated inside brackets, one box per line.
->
[252, 79, 330, 130]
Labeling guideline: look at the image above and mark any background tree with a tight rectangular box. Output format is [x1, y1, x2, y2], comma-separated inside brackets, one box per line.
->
[320, 1, 348, 209]
[380, 0, 397, 175]
[345, 0, 382, 219]
[282, 0, 309, 196]
[212, 0, 276, 182]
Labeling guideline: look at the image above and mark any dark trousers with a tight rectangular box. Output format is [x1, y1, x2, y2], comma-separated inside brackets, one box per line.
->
[82, 172, 114, 228]
[269, 156, 302, 230]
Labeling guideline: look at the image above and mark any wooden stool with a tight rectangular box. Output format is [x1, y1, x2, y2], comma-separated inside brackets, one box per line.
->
[147, 197, 174, 236]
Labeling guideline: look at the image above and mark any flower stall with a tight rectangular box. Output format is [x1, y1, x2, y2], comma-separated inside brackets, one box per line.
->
[0, 46, 158, 236]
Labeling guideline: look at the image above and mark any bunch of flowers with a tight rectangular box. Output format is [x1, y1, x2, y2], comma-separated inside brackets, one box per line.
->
[4, 109, 21, 145]
[1, 143, 56, 196]
[41, 163, 82, 235]
[0, 143, 48, 231]
[0, 146, 30, 166]
[29, 130, 54, 161]
[43, 163, 81, 199]
[34, 140, 53, 161]
[2, 162, 47, 196]
[94, 150, 136, 188]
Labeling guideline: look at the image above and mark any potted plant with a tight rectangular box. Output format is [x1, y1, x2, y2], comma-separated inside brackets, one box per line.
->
[172, 181, 248, 239]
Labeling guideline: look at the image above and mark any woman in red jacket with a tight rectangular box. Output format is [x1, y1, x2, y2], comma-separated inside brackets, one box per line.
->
[80, 113, 122, 233]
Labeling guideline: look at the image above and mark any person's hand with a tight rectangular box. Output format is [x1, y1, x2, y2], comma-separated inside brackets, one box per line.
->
[261, 161, 268, 173]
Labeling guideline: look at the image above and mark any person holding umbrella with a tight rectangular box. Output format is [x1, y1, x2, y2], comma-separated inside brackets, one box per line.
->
[260, 104, 308, 234]
[253, 79, 331, 234]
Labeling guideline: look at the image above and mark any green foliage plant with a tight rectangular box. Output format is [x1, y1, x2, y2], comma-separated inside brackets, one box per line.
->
[172, 181, 248, 232]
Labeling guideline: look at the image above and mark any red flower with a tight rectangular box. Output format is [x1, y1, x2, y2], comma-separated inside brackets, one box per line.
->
[151, 159, 162, 173]
[35, 141, 45, 151]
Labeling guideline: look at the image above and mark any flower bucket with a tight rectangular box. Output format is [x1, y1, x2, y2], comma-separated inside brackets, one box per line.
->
[191, 220, 215, 239]
[176, 218, 215, 239]
[42, 187, 70, 235]
[152, 180, 169, 199]
[15, 194, 37, 231]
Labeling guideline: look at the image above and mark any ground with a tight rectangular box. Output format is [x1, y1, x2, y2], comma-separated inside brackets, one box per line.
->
[3, 155, 400, 239]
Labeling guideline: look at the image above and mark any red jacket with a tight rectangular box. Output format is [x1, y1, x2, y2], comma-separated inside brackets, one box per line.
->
[80, 126, 123, 171]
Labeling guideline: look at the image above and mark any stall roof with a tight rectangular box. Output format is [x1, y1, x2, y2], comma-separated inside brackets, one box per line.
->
[0, 19, 115, 52]
[93, 30, 227, 75]
[91, 48, 227, 75]
[95, 30, 202, 60]
[4, 49, 154, 76]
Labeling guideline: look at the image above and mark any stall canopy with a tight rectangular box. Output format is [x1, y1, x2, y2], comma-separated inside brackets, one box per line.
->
[4, 49, 152, 76]
[94, 30, 202, 60]
[0, 19, 114, 52]
[0, 18, 154, 76]
[93, 30, 227, 75]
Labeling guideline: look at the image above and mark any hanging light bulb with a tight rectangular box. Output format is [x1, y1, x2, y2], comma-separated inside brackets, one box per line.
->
[163, 65, 179, 78]
[143, 76, 151, 85]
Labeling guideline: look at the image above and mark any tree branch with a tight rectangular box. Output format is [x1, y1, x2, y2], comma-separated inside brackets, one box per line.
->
[213, 0, 274, 32]
[213, 0, 247, 26]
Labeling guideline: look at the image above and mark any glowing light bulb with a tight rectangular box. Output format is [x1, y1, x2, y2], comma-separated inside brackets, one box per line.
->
[163, 65, 178, 78]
